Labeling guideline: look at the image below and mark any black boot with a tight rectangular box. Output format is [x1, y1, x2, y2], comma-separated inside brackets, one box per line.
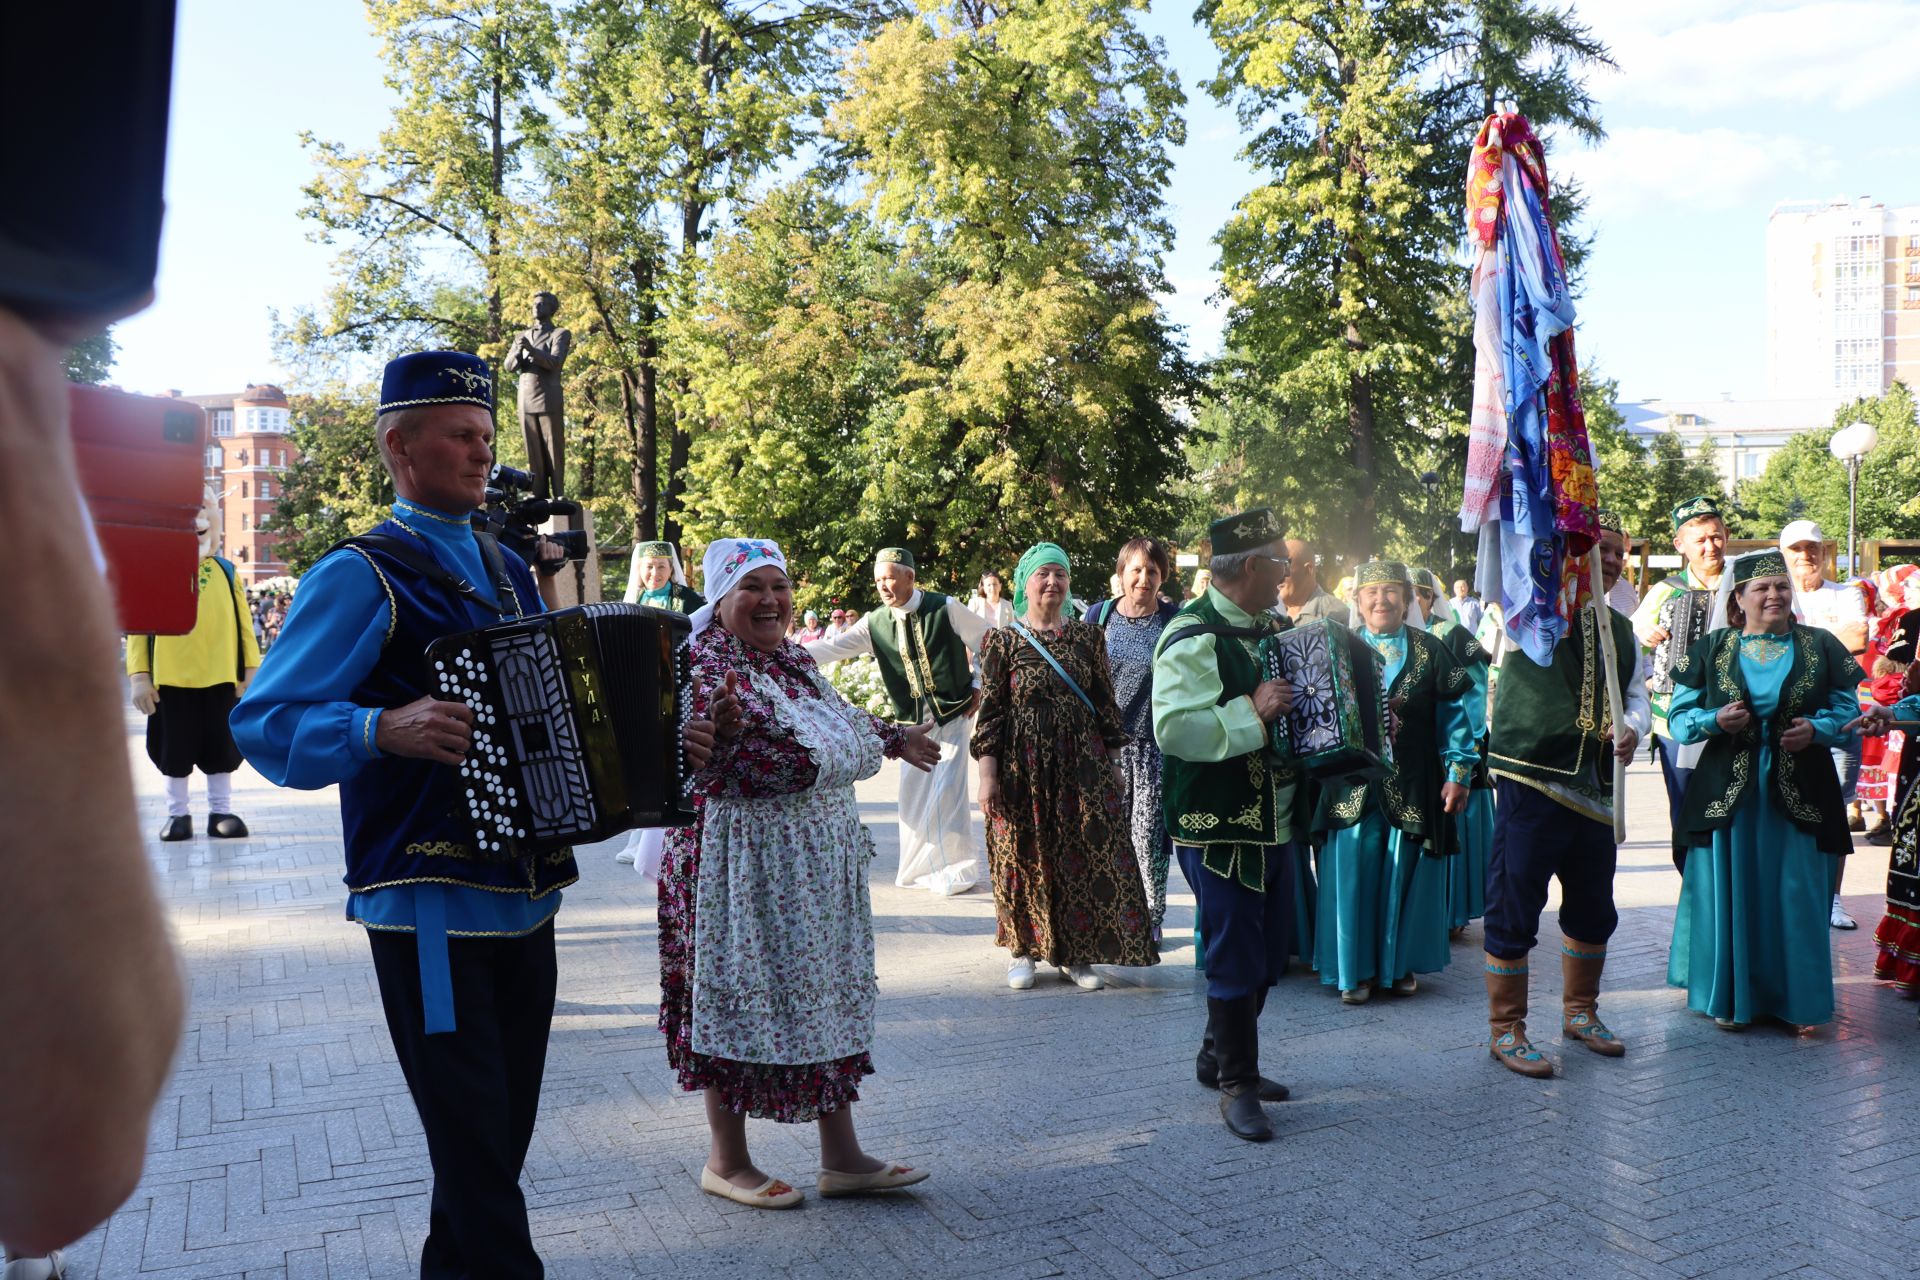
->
[1208, 995, 1273, 1142]
[159, 815, 192, 842]
[1196, 989, 1291, 1101]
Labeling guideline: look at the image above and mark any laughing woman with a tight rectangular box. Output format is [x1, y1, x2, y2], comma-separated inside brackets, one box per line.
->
[657, 539, 941, 1209]
[1666, 550, 1867, 1031]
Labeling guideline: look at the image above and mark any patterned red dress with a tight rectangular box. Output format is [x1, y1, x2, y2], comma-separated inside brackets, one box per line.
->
[657, 625, 907, 1121]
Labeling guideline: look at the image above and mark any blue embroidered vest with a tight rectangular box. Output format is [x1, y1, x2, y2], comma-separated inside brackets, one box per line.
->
[335, 520, 579, 899]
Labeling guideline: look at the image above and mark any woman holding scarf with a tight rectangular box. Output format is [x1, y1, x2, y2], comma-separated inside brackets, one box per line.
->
[1312, 561, 1477, 1003]
[1667, 550, 1869, 1031]
[657, 538, 941, 1209]
[973, 543, 1159, 990]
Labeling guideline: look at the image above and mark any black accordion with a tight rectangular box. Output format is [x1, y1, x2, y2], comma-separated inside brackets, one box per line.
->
[1648, 588, 1713, 695]
[1257, 618, 1393, 784]
[425, 602, 697, 859]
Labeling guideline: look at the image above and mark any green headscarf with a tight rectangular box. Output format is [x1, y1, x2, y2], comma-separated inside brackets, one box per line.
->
[1013, 542, 1072, 618]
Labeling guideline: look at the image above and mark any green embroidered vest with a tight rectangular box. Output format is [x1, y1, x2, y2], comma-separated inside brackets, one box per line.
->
[868, 592, 974, 725]
[1486, 607, 1638, 800]
[1670, 624, 1861, 857]
[1156, 594, 1290, 862]
[1312, 627, 1468, 855]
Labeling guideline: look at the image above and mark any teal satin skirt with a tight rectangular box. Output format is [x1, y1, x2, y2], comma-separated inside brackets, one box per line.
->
[1313, 809, 1451, 990]
[1667, 746, 1836, 1026]
[1446, 788, 1493, 930]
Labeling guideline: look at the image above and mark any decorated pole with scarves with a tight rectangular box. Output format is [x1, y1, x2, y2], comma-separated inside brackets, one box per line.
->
[1458, 110, 1625, 840]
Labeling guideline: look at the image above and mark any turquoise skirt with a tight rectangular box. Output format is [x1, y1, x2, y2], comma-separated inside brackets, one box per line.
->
[1446, 789, 1493, 930]
[1667, 745, 1836, 1027]
[1313, 809, 1451, 990]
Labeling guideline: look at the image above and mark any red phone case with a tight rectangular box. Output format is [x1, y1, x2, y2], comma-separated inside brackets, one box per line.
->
[68, 384, 208, 636]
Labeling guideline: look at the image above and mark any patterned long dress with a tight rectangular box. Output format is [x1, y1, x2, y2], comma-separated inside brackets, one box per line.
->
[970, 621, 1159, 968]
[1098, 604, 1175, 929]
[657, 626, 907, 1122]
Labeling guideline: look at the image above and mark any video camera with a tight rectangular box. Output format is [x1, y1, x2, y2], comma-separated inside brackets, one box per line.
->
[475, 464, 590, 576]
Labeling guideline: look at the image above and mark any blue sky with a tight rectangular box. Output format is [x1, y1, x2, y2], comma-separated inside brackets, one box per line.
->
[113, 0, 1920, 405]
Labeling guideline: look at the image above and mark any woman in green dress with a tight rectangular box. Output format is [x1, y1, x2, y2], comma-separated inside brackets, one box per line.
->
[1312, 561, 1476, 1003]
[1666, 550, 1867, 1031]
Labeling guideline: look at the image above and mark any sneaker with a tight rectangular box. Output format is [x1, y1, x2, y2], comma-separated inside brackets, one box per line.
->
[3, 1252, 66, 1280]
[1006, 957, 1035, 990]
[1831, 896, 1858, 930]
[1065, 965, 1105, 990]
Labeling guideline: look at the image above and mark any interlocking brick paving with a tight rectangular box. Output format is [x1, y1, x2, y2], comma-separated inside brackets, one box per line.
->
[59, 710, 1920, 1277]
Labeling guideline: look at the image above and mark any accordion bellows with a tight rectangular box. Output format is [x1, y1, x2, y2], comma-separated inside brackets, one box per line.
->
[427, 602, 696, 860]
[1259, 619, 1393, 784]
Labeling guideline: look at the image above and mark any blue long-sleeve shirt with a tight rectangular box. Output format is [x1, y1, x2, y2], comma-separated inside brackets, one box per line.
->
[233, 499, 560, 945]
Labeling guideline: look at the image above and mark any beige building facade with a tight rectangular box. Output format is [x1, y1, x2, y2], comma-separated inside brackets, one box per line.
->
[174, 384, 298, 584]
[1767, 196, 1920, 399]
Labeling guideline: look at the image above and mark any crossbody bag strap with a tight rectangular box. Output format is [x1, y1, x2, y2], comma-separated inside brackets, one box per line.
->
[1009, 621, 1098, 718]
[473, 531, 525, 620]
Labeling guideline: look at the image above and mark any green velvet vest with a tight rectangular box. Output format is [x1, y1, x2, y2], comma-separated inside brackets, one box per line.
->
[1486, 607, 1638, 801]
[1670, 624, 1861, 857]
[1312, 626, 1467, 855]
[868, 592, 973, 725]
[1156, 593, 1291, 856]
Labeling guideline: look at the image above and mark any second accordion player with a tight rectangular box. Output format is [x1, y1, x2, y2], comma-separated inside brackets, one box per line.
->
[1258, 617, 1393, 784]
[425, 602, 697, 859]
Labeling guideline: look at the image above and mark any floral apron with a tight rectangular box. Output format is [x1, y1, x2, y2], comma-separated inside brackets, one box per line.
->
[691, 669, 885, 1065]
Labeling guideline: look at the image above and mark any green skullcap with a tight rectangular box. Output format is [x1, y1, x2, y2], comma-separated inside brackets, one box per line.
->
[1731, 549, 1789, 586]
[1353, 560, 1411, 591]
[636, 541, 674, 558]
[1013, 542, 1071, 616]
[1410, 567, 1445, 596]
[1208, 507, 1282, 556]
[875, 547, 916, 571]
[1670, 494, 1723, 530]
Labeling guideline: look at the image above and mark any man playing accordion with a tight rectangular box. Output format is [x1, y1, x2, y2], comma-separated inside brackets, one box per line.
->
[233, 351, 718, 1278]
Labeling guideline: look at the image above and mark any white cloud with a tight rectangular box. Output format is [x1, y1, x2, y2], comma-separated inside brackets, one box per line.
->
[1557, 125, 1839, 219]
[1586, 2, 1920, 113]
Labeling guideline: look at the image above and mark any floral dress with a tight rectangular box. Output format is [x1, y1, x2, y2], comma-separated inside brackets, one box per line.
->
[970, 621, 1159, 968]
[657, 626, 906, 1122]
[1097, 603, 1176, 929]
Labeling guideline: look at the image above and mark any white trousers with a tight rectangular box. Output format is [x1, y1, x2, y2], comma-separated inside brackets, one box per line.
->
[895, 714, 979, 895]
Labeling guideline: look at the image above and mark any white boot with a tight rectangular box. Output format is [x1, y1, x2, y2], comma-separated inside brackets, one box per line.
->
[1006, 957, 1035, 990]
[1831, 895, 1858, 930]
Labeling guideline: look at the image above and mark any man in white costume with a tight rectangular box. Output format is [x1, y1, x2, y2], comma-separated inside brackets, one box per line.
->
[805, 547, 990, 895]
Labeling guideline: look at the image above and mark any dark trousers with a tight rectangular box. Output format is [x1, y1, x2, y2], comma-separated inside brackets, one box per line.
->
[1484, 779, 1618, 961]
[1654, 735, 1692, 871]
[1179, 842, 1294, 1000]
[520, 411, 564, 498]
[367, 924, 557, 1280]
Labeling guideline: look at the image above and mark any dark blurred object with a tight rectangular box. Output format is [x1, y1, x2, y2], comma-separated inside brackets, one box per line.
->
[68, 384, 207, 634]
[477, 463, 588, 575]
[0, 5, 176, 320]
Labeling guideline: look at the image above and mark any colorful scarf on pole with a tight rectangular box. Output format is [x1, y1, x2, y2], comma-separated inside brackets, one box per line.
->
[1458, 112, 1599, 666]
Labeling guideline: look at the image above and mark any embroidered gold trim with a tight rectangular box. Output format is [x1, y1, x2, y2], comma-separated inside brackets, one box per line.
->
[361, 710, 378, 759]
[376, 394, 493, 411]
[344, 872, 580, 901]
[1703, 635, 1753, 819]
[407, 841, 473, 858]
[354, 902, 561, 939]
[394, 499, 470, 526]
[341, 546, 398, 648]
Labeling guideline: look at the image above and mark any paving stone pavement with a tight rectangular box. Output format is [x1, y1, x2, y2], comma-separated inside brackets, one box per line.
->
[59, 708, 1920, 1278]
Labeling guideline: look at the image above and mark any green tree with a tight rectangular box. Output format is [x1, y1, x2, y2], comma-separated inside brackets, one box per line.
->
[271, 387, 391, 574]
[61, 329, 117, 384]
[1735, 382, 1920, 550]
[817, 0, 1196, 589]
[1580, 373, 1724, 546]
[288, 0, 558, 368]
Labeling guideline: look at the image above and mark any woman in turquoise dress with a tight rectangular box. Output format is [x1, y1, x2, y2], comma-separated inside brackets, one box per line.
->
[1312, 562, 1477, 1003]
[1666, 550, 1866, 1031]
[1415, 568, 1492, 935]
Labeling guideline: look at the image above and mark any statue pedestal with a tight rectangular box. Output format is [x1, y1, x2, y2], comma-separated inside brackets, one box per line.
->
[540, 506, 601, 608]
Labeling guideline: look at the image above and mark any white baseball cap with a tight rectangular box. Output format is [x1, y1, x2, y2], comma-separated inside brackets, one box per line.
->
[1778, 519, 1825, 550]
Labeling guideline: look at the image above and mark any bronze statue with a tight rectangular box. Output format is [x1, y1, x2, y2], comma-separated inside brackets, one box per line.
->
[504, 290, 572, 498]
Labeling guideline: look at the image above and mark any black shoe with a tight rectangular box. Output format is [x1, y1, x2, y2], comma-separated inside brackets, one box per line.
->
[159, 815, 192, 841]
[207, 813, 249, 838]
[1219, 1088, 1273, 1142]
[1194, 1047, 1291, 1101]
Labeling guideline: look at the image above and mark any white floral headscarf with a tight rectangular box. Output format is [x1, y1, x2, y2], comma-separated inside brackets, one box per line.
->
[688, 538, 788, 639]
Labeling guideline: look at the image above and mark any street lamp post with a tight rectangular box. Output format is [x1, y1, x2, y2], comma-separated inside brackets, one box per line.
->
[1829, 421, 1879, 576]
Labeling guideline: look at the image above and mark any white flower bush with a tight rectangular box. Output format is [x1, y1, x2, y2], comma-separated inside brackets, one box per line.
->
[826, 656, 895, 720]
